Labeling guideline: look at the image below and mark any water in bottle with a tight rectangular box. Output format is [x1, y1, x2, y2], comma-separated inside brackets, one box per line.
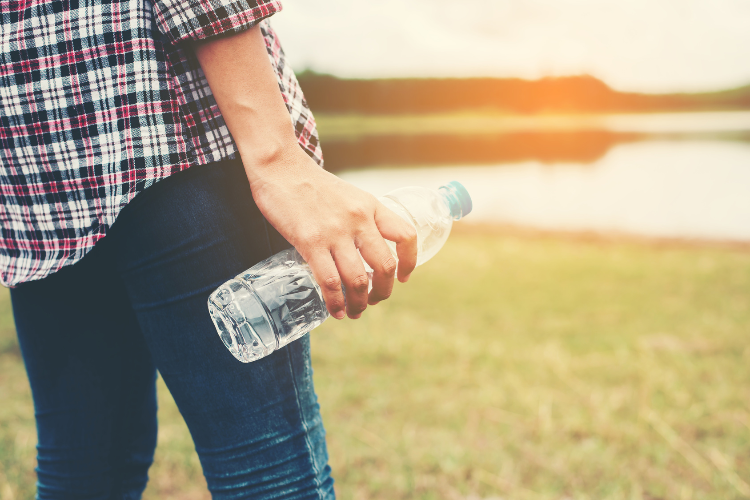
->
[208, 181, 472, 362]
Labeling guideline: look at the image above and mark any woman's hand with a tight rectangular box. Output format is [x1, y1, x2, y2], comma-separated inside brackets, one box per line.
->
[193, 25, 417, 319]
[248, 145, 417, 319]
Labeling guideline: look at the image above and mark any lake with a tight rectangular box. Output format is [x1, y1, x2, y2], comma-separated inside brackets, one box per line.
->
[329, 112, 750, 242]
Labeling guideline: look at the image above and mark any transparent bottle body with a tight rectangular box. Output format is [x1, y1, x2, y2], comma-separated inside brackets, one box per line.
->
[208, 184, 466, 363]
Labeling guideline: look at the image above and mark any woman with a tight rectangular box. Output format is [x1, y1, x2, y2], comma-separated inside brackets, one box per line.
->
[1, 0, 417, 498]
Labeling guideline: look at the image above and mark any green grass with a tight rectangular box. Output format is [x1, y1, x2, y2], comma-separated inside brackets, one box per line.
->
[1, 230, 749, 499]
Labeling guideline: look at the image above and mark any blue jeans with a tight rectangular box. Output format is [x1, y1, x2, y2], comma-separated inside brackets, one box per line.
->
[10, 159, 335, 499]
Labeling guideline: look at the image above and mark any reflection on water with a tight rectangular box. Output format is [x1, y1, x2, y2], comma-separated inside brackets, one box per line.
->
[320, 111, 750, 172]
[323, 131, 642, 171]
[587, 111, 750, 134]
[339, 141, 750, 242]
[320, 111, 750, 137]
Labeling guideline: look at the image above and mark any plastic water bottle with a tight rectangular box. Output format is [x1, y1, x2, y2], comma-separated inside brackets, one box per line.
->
[208, 181, 472, 363]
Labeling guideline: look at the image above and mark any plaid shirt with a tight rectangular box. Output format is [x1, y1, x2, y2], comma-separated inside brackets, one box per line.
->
[0, 0, 322, 287]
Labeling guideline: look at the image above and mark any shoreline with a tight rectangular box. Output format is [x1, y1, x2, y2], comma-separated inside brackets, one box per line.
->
[452, 221, 750, 253]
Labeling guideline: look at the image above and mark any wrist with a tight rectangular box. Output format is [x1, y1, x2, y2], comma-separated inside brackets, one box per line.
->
[239, 140, 317, 187]
[237, 135, 293, 166]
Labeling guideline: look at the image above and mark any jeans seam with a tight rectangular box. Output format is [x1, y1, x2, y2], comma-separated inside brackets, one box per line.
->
[285, 346, 323, 499]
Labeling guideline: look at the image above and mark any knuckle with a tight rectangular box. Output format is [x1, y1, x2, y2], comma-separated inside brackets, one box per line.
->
[351, 274, 370, 293]
[348, 207, 368, 222]
[403, 224, 417, 242]
[299, 230, 326, 249]
[328, 298, 345, 311]
[323, 275, 342, 291]
[379, 256, 398, 275]
[348, 199, 374, 222]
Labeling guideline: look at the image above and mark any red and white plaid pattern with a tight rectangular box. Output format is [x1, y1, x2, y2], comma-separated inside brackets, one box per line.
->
[0, 0, 322, 287]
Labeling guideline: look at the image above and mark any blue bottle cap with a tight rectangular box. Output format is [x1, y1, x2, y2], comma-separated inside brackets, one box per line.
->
[445, 181, 472, 218]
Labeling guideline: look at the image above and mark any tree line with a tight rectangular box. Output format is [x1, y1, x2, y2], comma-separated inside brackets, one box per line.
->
[296, 73, 750, 114]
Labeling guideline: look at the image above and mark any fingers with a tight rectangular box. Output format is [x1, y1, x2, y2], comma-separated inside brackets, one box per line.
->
[374, 203, 418, 282]
[357, 229, 397, 305]
[306, 251, 346, 320]
[331, 243, 370, 319]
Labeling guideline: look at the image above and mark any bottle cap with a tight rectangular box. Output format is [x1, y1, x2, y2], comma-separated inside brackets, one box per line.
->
[445, 181, 472, 218]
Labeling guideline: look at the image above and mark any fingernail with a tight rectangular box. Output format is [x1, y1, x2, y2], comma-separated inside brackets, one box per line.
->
[334, 310, 345, 319]
[351, 313, 362, 320]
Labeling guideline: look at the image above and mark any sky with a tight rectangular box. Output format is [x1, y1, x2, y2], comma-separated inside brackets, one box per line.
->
[270, 0, 750, 94]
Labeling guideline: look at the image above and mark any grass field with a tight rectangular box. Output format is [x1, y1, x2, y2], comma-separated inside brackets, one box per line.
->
[1, 229, 749, 499]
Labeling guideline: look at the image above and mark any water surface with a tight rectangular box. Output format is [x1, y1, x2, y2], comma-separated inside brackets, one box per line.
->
[339, 140, 750, 242]
[321, 111, 750, 171]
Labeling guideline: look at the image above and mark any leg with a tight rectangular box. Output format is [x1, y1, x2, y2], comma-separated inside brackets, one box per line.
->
[109, 159, 334, 499]
[10, 237, 158, 500]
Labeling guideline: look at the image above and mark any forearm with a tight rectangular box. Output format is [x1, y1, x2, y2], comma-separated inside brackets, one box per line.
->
[193, 25, 301, 185]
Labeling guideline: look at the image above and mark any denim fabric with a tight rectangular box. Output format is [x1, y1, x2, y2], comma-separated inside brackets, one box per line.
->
[10, 159, 335, 500]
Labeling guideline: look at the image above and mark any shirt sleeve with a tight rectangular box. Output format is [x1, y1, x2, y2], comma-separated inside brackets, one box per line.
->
[150, 0, 282, 45]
